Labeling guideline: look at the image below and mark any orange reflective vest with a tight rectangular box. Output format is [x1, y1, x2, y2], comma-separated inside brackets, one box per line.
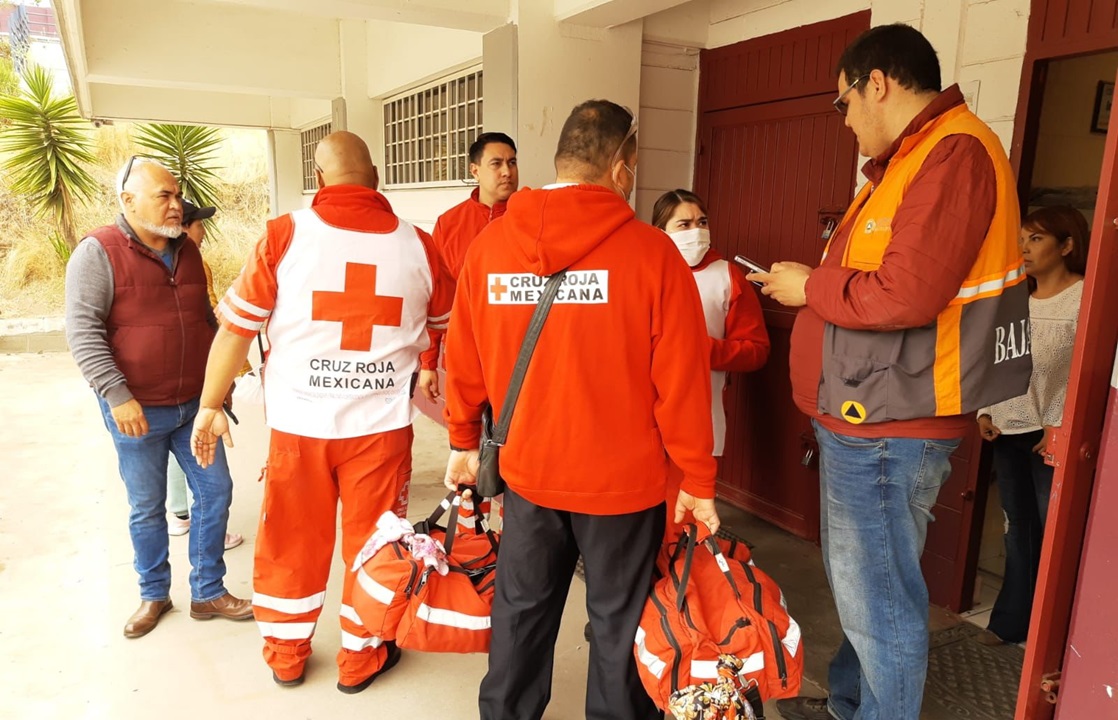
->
[819, 105, 1031, 424]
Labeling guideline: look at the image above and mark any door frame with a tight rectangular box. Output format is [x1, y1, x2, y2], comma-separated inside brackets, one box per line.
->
[1007, 2, 1118, 717]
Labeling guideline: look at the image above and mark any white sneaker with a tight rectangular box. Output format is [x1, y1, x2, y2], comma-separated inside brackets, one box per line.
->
[224, 532, 244, 550]
[168, 516, 190, 536]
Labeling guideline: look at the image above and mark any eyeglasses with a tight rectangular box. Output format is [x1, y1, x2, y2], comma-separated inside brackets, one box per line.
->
[833, 75, 871, 116]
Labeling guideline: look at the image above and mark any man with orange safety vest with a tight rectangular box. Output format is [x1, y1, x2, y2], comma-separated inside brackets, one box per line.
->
[191, 131, 454, 694]
[751, 24, 1032, 720]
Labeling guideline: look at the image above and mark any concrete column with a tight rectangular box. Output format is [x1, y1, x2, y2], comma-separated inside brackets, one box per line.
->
[338, 18, 385, 163]
[505, 1, 644, 189]
[482, 23, 518, 140]
[267, 129, 305, 216]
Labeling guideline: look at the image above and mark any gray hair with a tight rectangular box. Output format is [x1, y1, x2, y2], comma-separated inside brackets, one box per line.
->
[116, 157, 170, 210]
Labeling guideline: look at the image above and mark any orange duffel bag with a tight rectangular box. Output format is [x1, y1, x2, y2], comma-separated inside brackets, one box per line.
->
[634, 523, 803, 717]
[352, 490, 499, 654]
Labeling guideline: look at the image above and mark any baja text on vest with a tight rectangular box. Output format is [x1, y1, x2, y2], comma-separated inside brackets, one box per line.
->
[994, 319, 1031, 364]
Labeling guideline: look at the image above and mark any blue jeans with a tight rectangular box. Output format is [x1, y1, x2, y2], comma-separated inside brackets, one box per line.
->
[813, 421, 960, 720]
[97, 395, 232, 602]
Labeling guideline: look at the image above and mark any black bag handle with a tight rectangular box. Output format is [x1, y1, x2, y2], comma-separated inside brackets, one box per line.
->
[489, 271, 568, 446]
[672, 524, 742, 611]
[443, 495, 462, 557]
[420, 489, 499, 558]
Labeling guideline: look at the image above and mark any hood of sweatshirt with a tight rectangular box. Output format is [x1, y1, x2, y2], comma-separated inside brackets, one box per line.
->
[500, 184, 635, 276]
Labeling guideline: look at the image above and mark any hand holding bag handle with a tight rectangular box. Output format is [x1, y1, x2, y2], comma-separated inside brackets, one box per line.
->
[476, 270, 569, 497]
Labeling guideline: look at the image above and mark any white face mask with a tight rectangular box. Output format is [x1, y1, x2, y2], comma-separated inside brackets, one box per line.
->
[667, 227, 711, 267]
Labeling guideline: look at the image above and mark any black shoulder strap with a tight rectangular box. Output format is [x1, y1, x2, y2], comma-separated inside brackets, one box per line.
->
[491, 271, 568, 445]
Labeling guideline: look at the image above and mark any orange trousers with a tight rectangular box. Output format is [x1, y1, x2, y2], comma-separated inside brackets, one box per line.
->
[252, 426, 413, 685]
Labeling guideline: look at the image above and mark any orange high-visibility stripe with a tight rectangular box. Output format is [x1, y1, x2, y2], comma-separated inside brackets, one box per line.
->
[934, 305, 964, 416]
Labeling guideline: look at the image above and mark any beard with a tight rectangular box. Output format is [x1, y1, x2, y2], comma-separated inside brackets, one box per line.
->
[136, 217, 183, 238]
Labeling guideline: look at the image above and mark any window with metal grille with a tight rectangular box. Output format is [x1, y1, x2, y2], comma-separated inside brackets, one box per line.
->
[383, 68, 483, 187]
[301, 122, 332, 192]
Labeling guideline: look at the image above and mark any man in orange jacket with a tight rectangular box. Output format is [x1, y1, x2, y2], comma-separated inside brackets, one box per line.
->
[418, 132, 518, 399]
[443, 100, 721, 720]
[191, 131, 454, 693]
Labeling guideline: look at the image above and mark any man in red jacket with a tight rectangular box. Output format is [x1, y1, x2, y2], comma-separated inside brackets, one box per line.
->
[443, 100, 720, 720]
[433, 132, 518, 280]
[752, 25, 1028, 720]
[418, 132, 518, 400]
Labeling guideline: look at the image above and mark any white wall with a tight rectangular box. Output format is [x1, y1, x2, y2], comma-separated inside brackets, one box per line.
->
[636, 42, 700, 221]
[1032, 51, 1118, 190]
[360, 20, 484, 228]
[366, 20, 483, 98]
[28, 39, 71, 93]
[703, 0, 1032, 158]
[514, 5, 644, 190]
[384, 187, 475, 232]
[81, 0, 342, 98]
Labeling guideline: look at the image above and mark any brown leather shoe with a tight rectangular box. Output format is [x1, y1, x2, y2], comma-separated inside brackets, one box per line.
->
[124, 599, 173, 638]
[190, 592, 254, 621]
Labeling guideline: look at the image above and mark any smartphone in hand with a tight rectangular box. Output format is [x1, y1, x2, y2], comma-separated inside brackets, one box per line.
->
[733, 255, 769, 286]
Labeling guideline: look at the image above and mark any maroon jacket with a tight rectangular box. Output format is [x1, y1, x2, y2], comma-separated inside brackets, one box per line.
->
[90, 224, 215, 405]
[789, 86, 997, 440]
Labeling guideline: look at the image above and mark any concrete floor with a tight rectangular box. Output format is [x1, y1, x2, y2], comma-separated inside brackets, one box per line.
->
[1, 352, 971, 720]
[1, 353, 591, 719]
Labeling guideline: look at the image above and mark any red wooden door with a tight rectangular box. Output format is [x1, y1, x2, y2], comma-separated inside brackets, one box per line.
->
[693, 12, 869, 540]
[1055, 352, 1118, 718]
[1015, 65, 1118, 720]
[695, 94, 858, 540]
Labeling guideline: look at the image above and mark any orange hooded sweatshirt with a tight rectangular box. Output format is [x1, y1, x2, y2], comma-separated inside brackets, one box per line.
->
[443, 184, 717, 515]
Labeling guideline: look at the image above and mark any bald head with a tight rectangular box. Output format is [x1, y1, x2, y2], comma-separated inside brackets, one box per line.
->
[314, 131, 379, 190]
[117, 158, 183, 245]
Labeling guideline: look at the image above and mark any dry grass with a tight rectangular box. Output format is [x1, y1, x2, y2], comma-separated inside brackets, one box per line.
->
[0, 123, 270, 319]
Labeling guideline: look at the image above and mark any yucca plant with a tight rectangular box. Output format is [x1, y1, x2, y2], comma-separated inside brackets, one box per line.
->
[133, 123, 223, 233]
[0, 64, 99, 249]
[0, 41, 20, 100]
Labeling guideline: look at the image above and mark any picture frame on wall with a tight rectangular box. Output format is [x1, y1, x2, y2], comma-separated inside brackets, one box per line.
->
[1091, 80, 1114, 134]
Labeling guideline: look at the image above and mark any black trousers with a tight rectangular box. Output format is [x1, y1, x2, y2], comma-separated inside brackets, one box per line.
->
[987, 430, 1054, 642]
[479, 487, 665, 720]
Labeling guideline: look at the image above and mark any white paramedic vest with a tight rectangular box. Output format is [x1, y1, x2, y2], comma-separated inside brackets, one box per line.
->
[692, 259, 732, 456]
[263, 209, 433, 439]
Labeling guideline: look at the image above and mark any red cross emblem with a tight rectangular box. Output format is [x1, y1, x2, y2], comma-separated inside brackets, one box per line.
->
[311, 263, 403, 351]
[490, 277, 508, 301]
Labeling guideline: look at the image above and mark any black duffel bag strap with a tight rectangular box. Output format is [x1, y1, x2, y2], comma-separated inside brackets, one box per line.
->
[489, 270, 569, 447]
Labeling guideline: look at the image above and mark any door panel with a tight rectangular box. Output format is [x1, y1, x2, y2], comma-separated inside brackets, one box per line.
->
[1017, 66, 1118, 720]
[695, 95, 859, 540]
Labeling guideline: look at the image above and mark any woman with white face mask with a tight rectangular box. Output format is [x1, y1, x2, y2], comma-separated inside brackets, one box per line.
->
[652, 189, 771, 538]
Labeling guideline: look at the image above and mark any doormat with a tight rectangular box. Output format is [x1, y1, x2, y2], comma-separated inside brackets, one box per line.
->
[924, 622, 1024, 720]
[574, 527, 755, 582]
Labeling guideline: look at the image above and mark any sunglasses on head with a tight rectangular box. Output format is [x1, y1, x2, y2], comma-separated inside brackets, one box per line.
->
[834, 75, 871, 116]
[120, 154, 142, 192]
